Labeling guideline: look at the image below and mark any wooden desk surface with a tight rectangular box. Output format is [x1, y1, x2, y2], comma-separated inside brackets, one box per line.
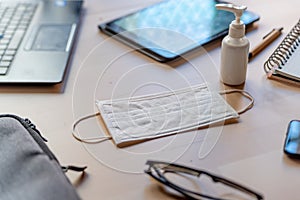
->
[1, 0, 300, 199]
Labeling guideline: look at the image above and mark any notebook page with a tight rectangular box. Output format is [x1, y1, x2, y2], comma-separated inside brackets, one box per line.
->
[276, 43, 300, 80]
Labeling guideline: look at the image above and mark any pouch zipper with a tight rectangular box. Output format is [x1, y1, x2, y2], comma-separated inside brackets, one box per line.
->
[24, 118, 48, 142]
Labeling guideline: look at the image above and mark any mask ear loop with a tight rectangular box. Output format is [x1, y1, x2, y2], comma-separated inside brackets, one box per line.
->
[219, 89, 254, 114]
[72, 113, 112, 144]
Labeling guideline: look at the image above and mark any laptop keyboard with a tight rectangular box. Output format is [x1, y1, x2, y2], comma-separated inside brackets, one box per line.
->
[0, 3, 37, 75]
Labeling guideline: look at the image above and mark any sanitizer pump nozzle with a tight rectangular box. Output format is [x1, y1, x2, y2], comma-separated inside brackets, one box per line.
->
[216, 4, 249, 85]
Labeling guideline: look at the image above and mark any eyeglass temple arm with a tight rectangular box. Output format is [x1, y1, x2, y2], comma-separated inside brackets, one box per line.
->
[164, 167, 264, 200]
[210, 175, 264, 200]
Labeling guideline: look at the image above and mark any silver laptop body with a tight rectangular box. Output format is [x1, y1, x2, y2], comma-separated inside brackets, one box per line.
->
[0, 0, 83, 84]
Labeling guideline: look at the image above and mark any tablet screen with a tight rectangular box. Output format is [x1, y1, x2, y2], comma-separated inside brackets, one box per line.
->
[100, 0, 259, 62]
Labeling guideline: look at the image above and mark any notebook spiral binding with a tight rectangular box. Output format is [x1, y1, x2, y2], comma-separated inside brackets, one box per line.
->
[264, 19, 300, 73]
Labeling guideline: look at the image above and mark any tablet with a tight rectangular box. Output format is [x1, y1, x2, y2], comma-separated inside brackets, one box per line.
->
[98, 0, 260, 62]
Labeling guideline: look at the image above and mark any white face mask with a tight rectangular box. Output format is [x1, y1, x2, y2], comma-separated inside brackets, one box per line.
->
[89, 83, 253, 147]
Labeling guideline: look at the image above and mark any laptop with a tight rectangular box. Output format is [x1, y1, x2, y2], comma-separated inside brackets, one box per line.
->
[0, 0, 83, 84]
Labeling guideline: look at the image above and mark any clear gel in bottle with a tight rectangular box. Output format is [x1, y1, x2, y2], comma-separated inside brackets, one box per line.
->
[216, 4, 249, 85]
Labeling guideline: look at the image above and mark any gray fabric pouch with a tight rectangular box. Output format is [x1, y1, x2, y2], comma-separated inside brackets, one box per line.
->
[0, 114, 85, 200]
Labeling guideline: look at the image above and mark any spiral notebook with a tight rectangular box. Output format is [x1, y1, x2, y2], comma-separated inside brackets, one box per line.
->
[264, 19, 300, 84]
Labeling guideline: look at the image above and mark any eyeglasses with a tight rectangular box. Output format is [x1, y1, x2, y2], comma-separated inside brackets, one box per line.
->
[145, 160, 264, 200]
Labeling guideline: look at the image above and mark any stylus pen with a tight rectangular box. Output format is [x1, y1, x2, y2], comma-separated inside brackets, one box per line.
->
[248, 27, 283, 61]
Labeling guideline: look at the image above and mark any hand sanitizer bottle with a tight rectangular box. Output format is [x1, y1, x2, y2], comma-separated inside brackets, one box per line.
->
[216, 4, 249, 85]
